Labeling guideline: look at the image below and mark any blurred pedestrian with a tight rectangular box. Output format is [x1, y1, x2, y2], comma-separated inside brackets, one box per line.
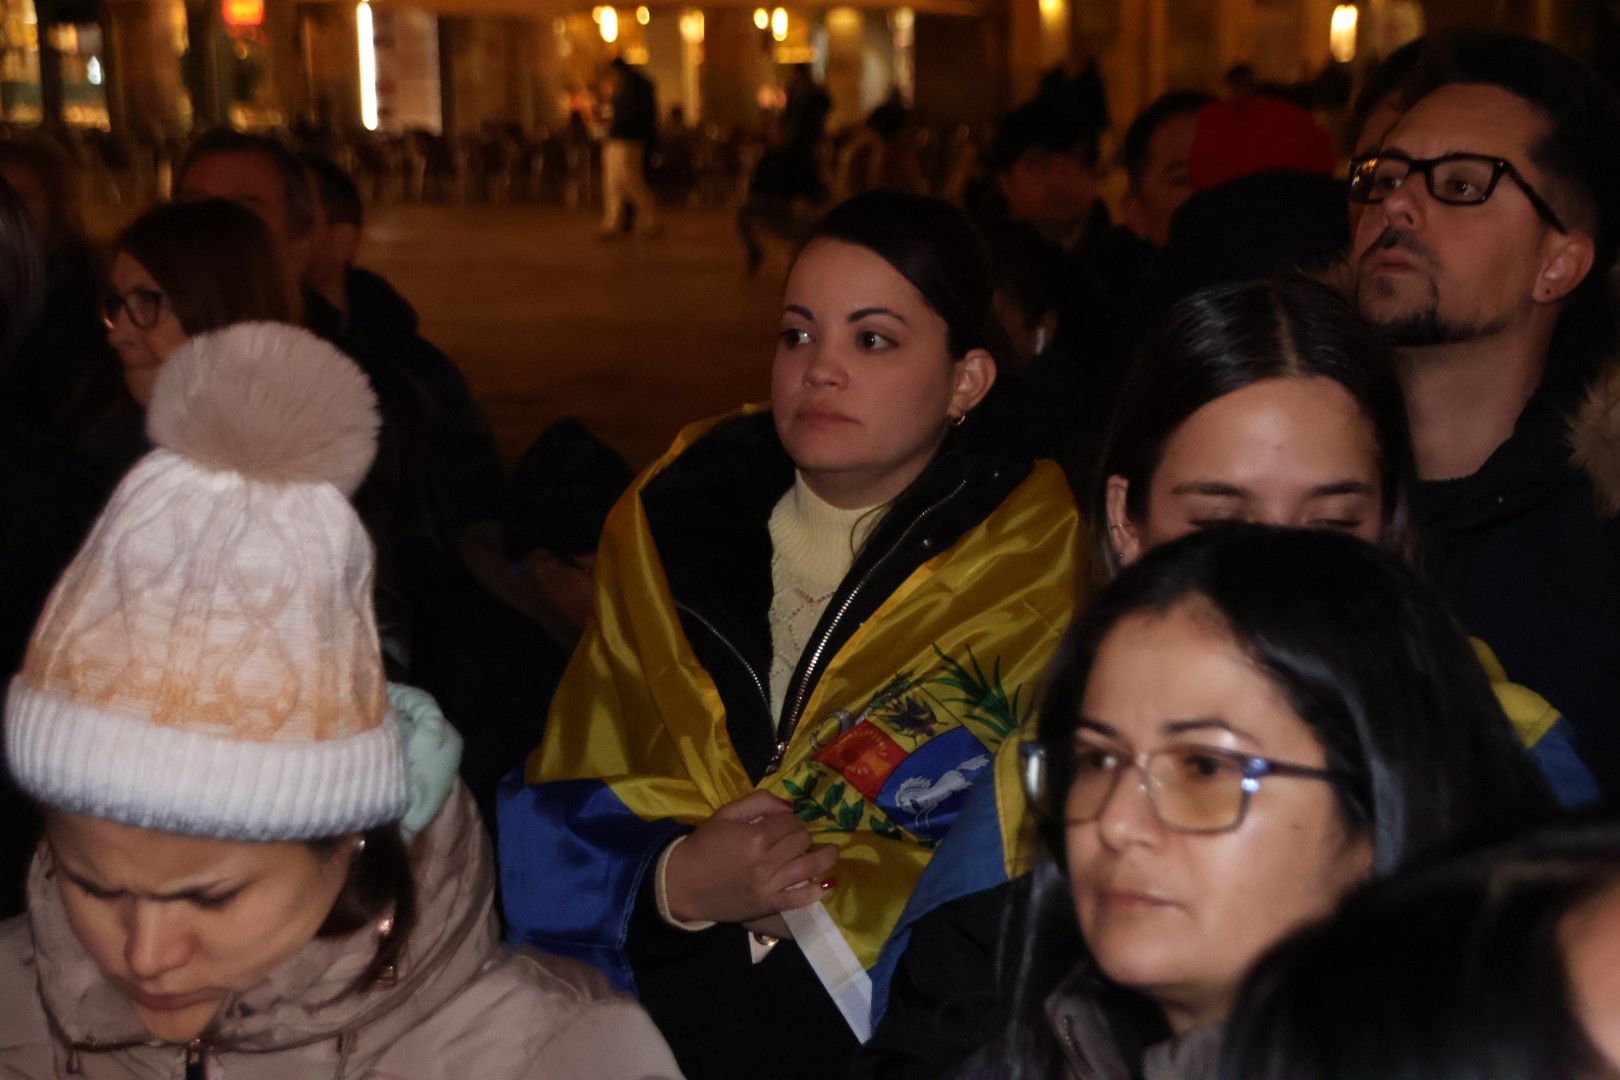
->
[1348, 31, 1620, 797]
[0, 324, 684, 1078]
[737, 64, 832, 273]
[500, 191, 1081, 1080]
[600, 58, 660, 238]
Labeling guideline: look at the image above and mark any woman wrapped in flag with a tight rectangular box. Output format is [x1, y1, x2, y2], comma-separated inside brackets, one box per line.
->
[498, 191, 1083, 1080]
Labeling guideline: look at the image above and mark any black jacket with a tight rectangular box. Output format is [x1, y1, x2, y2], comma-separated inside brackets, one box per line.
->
[1416, 378, 1620, 799]
[609, 65, 658, 144]
[624, 412, 1033, 1080]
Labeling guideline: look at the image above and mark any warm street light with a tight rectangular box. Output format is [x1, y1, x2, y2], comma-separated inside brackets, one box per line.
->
[636, 5, 649, 23]
[770, 6, 787, 41]
[1330, 4, 1358, 63]
[599, 6, 619, 41]
[753, 7, 769, 29]
[356, 0, 378, 131]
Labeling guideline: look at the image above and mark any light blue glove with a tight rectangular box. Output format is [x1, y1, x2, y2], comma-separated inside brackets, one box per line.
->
[388, 683, 465, 840]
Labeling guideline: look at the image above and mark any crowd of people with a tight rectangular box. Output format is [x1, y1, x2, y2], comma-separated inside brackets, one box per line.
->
[0, 25, 1616, 1080]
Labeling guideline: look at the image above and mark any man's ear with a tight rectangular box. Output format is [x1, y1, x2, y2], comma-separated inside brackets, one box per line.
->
[1104, 475, 1144, 567]
[1535, 230, 1595, 304]
[949, 348, 997, 419]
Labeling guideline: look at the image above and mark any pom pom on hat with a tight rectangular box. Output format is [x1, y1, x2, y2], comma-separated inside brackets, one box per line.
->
[147, 322, 380, 497]
[5, 320, 404, 841]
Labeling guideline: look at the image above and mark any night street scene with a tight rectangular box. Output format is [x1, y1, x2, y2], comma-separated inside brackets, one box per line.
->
[1, 1, 1619, 1076]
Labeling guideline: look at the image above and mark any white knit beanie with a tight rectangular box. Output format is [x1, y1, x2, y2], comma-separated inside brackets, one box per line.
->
[4, 322, 407, 840]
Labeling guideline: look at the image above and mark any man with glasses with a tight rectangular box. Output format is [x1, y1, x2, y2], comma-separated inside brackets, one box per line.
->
[1348, 31, 1620, 799]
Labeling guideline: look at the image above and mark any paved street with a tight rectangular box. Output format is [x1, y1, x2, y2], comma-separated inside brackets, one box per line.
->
[361, 204, 785, 469]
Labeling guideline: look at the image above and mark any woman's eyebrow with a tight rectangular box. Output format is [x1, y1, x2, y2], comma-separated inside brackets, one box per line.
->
[847, 307, 908, 324]
[1307, 480, 1375, 497]
[784, 304, 815, 321]
[60, 865, 239, 902]
[1168, 481, 1246, 497]
[1162, 717, 1262, 748]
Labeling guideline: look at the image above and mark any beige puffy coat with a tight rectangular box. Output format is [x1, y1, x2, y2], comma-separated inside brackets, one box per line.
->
[0, 786, 684, 1079]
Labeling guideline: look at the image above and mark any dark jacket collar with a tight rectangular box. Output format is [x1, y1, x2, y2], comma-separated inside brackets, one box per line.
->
[639, 411, 1031, 781]
[1417, 383, 1585, 533]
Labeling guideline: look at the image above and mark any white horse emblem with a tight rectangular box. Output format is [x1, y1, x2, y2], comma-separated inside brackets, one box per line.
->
[894, 754, 991, 831]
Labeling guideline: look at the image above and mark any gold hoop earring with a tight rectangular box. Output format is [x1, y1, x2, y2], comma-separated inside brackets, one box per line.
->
[950, 412, 968, 428]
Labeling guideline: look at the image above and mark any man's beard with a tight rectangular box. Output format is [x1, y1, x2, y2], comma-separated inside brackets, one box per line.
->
[1356, 227, 1507, 347]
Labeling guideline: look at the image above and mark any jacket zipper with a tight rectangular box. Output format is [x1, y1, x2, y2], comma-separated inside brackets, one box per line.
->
[185, 1039, 206, 1080]
[770, 478, 967, 771]
[676, 602, 771, 714]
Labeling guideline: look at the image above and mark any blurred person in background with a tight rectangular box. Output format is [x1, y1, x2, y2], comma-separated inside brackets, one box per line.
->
[299, 149, 505, 536]
[0, 176, 102, 921]
[176, 130, 470, 674]
[0, 136, 143, 481]
[414, 418, 633, 839]
[600, 58, 660, 239]
[1114, 90, 1214, 253]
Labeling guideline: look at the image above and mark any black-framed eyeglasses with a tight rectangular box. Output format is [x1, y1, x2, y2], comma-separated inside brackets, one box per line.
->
[1348, 151, 1568, 234]
[101, 286, 167, 331]
[1021, 735, 1356, 835]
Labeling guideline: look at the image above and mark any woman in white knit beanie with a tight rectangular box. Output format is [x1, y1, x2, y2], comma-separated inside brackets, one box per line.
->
[0, 322, 682, 1078]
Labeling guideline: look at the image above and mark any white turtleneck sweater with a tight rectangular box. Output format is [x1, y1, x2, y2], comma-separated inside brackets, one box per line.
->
[765, 472, 882, 720]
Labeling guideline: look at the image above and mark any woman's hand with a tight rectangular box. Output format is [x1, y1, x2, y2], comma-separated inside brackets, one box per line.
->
[664, 790, 839, 926]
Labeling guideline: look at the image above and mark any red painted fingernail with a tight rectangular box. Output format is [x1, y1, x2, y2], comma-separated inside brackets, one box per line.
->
[820, 877, 837, 891]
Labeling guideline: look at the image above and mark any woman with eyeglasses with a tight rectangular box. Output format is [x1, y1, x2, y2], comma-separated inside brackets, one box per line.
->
[855, 275, 1593, 1080]
[971, 525, 1554, 1079]
[103, 197, 455, 674]
[104, 199, 297, 408]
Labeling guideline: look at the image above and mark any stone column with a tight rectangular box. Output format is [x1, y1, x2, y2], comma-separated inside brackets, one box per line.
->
[697, 6, 761, 131]
[822, 6, 863, 129]
[914, 12, 1001, 125]
[103, 0, 187, 137]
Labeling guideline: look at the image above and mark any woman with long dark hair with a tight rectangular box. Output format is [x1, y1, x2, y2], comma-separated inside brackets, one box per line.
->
[857, 275, 1592, 1080]
[499, 190, 1083, 1079]
[974, 525, 1553, 1078]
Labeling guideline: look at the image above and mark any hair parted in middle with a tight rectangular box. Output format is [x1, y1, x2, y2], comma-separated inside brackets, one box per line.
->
[1094, 274, 1418, 579]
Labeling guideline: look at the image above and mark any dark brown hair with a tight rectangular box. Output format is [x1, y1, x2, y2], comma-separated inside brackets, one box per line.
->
[113, 199, 298, 336]
[311, 824, 417, 998]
